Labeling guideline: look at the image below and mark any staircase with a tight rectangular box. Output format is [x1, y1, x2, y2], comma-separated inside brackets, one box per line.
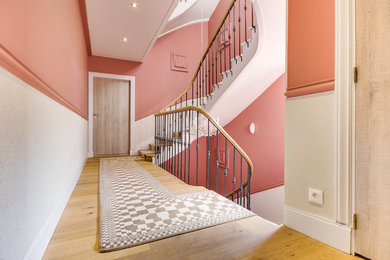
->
[150, 0, 258, 210]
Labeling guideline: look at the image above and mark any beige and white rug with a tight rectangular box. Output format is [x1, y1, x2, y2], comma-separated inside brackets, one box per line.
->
[99, 157, 254, 252]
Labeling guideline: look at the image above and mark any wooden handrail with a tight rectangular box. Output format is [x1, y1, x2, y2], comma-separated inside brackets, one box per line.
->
[155, 106, 253, 198]
[158, 0, 236, 112]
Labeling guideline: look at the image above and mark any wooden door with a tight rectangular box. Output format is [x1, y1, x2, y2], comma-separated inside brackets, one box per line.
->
[93, 77, 130, 156]
[355, 0, 390, 259]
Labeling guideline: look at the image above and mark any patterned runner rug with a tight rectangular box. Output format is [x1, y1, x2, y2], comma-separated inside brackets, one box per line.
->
[99, 157, 255, 252]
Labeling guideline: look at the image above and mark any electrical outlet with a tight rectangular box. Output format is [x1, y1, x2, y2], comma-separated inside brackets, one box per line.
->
[308, 188, 323, 206]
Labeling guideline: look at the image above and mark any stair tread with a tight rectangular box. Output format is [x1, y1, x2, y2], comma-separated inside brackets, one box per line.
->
[139, 150, 155, 156]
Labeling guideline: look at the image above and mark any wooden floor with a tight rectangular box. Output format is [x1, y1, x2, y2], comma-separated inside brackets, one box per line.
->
[43, 157, 358, 260]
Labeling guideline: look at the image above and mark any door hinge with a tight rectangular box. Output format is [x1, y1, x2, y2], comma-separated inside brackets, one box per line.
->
[353, 213, 358, 230]
[353, 67, 358, 83]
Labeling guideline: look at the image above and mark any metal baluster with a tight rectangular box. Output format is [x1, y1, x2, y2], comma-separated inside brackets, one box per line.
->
[204, 59, 207, 103]
[215, 39, 218, 87]
[158, 116, 161, 165]
[166, 114, 169, 170]
[245, 0, 248, 46]
[180, 112, 183, 181]
[251, 1, 256, 32]
[169, 113, 171, 172]
[215, 130, 219, 192]
[240, 154, 243, 206]
[200, 66, 203, 106]
[174, 112, 177, 176]
[163, 114, 166, 169]
[196, 111, 199, 186]
[184, 110, 187, 182]
[155, 116, 157, 165]
[192, 82, 194, 106]
[186, 92, 188, 107]
[224, 21, 227, 77]
[224, 139, 228, 197]
[229, 11, 232, 74]
[243, 184, 246, 208]
[238, 0, 242, 60]
[232, 147, 236, 202]
[154, 116, 157, 164]
[188, 110, 191, 184]
[233, 0, 237, 63]
[176, 112, 179, 177]
[171, 113, 174, 173]
[196, 76, 199, 107]
[201, 59, 207, 105]
[160, 116, 163, 166]
[200, 64, 202, 106]
[219, 30, 222, 79]
[208, 53, 211, 96]
[166, 114, 169, 169]
[211, 42, 214, 89]
[207, 120, 210, 189]
[247, 163, 251, 210]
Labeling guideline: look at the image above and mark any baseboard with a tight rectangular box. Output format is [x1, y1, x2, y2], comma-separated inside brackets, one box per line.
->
[284, 206, 351, 254]
[23, 158, 87, 260]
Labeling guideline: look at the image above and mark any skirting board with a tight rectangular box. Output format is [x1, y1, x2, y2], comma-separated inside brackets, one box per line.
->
[23, 158, 87, 260]
[284, 206, 351, 254]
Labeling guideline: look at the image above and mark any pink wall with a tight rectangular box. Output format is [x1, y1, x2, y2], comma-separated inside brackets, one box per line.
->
[0, 0, 88, 118]
[88, 23, 208, 120]
[287, 0, 335, 97]
[223, 74, 286, 193]
[164, 74, 285, 195]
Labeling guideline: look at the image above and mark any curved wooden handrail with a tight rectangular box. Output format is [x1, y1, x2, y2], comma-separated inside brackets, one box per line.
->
[158, 0, 236, 112]
[156, 106, 253, 199]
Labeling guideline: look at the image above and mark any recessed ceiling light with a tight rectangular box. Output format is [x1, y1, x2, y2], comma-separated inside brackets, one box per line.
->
[131, 2, 138, 8]
[122, 37, 128, 42]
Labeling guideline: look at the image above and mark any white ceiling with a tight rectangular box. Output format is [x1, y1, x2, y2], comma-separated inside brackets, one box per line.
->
[86, 0, 179, 62]
[161, 0, 220, 37]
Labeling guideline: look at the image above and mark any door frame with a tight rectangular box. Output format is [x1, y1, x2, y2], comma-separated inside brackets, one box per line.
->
[335, 0, 355, 250]
[88, 72, 136, 157]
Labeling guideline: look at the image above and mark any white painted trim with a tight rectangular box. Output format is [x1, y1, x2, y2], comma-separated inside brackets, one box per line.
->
[159, 18, 209, 38]
[23, 158, 87, 260]
[88, 72, 136, 157]
[284, 206, 351, 254]
[335, 0, 355, 227]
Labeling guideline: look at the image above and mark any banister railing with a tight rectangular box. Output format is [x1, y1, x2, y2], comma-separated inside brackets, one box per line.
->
[155, 106, 253, 209]
[160, 0, 257, 112]
[154, 0, 257, 209]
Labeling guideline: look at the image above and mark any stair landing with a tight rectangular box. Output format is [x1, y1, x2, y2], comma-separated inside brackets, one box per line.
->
[43, 157, 357, 259]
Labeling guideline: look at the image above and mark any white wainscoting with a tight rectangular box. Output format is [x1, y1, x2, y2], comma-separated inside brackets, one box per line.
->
[0, 66, 88, 260]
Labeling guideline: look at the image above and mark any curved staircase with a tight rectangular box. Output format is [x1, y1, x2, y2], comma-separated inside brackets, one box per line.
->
[149, 0, 265, 210]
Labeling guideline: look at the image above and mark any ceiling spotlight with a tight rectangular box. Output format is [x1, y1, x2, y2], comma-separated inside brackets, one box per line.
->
[122, 37, 128, 42]
[131, 2, 138, 8]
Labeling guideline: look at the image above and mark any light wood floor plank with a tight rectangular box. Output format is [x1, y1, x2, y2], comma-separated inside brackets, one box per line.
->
[43, 157, 357, 259]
